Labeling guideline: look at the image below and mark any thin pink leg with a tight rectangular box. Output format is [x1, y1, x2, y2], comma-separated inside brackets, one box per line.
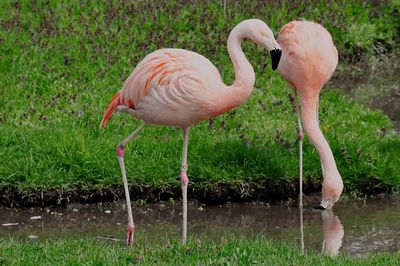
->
[115, 123, 145, 246]
[180, 127, 190, 244]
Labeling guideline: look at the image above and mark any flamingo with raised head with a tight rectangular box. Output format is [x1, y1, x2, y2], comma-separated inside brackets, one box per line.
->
[277, 21, 343, 209]
[100, 19, 282, 246]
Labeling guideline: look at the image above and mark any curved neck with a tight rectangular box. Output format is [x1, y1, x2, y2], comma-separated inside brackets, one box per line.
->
[225, 27, 255, 106]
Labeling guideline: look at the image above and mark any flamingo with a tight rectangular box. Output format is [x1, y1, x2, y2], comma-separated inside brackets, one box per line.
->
[277, 21, 343, 209]
[298, 208, 344, 257]
[100, 19, 282, 246]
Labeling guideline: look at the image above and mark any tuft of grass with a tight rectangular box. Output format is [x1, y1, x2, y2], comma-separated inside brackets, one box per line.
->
[0, 237, 399, 265]
[0, 1, 399, 196]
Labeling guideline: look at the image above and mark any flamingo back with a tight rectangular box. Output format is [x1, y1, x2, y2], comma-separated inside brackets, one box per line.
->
[277, 21, 338, 96]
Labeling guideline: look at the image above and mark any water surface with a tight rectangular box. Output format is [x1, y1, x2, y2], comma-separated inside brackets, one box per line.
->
[1, 197, 399, 257]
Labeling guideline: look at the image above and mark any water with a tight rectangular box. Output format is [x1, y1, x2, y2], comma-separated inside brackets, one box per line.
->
[1, 197, 399, 257]
[331, 58, 400, 131]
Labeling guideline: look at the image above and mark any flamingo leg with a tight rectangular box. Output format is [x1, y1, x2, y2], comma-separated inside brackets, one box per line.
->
[299, 205, 304, 253]
[115, 122, 146, 246]
[295, 90, 304, 207]
[180, 127, 190, 244]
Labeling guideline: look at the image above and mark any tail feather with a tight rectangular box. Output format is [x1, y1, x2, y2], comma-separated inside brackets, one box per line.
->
[100, 91, 121, 128]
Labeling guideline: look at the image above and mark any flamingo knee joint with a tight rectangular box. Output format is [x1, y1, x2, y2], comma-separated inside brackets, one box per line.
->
[297, 126, 304, 141]
[180, 169, 189, 187]
[116, 144, 125, 158]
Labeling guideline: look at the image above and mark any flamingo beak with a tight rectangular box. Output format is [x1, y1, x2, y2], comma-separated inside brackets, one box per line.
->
[270, 49, 282, 70]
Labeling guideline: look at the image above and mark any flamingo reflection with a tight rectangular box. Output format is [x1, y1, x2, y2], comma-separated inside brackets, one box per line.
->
[321, 209, 344, 257]
[299, 208, 344, 257]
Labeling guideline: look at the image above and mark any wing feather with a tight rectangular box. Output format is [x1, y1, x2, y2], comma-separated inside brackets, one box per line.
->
[119, 49, 211, 109]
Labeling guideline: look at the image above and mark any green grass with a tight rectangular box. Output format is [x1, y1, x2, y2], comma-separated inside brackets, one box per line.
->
[1, 237, 399, 265]
[0, 1, 399, 196]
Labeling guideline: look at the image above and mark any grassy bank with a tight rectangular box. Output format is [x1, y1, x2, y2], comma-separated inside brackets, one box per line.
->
[0, 1, 399, 204]
[1, 237, 399, 265]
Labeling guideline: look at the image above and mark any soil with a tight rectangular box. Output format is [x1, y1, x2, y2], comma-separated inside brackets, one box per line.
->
[0, 178, 390, 208]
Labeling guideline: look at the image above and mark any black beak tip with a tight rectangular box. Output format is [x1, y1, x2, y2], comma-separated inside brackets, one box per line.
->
[270, 49, 282, 71]
[314, 205, 326, 210]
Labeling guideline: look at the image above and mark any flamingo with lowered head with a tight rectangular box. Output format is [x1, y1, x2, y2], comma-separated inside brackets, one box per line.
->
[100, 19, 282, 246]
[277, 21, 343, 209]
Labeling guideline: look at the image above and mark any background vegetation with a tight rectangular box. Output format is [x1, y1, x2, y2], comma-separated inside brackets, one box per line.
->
[0, 0, 399, 200]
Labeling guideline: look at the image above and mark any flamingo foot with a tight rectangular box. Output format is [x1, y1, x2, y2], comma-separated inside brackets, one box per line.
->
[126, 224, 135, 246]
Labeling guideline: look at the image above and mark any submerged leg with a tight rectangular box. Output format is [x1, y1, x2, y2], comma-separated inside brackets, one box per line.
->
[299, 205, 304, 253]
[296, 90, 304, 207]
[115, 123, 146, 246]
[180, 127, 190, 244]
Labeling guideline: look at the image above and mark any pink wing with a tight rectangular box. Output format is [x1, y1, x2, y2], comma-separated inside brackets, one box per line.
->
[121, 49, 202, 107]
[100, 49, 222, 128]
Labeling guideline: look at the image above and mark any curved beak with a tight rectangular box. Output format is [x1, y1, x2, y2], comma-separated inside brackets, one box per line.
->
[270, 49, 282, 70]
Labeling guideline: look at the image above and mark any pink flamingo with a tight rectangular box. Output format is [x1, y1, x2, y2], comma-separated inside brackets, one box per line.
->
[277, 21, 343, 209]
[100, 19, 282, 246]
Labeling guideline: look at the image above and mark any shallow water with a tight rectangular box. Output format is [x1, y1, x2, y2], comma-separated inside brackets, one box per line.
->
[1, 197, 399, 257]
[331, 58, 400, 131]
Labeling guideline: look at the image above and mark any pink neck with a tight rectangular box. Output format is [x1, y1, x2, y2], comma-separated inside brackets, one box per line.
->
[225, 27, 255, 107]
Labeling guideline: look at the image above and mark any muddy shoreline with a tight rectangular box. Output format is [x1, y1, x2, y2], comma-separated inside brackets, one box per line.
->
[0, 178, 393, 208]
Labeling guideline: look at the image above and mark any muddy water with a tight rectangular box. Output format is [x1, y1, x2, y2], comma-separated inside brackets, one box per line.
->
[331, 58, 400, 131]
[1, 197, 399, 257]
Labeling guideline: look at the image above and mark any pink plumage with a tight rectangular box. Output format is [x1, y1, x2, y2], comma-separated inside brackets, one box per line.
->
[277, 21, 343, 209]
[101, 19, 282, 246]
[101, 47, 253, 129]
